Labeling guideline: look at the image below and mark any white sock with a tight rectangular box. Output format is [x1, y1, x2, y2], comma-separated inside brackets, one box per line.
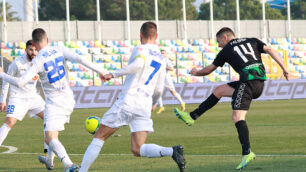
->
[0, 123, 11, 146]
[140, 144, 173, 158]
[46, 149, 55, 163]
[44, 130, 49, 150]
[173, 92, 184, 104]
[44, 142, 49, 150]
[79, 138, 104, 172]
[158, 97, 163, 107]
[49, 139, 73, 168]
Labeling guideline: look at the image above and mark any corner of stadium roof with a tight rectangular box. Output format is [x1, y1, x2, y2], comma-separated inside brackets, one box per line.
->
[266, 0, 296, 9]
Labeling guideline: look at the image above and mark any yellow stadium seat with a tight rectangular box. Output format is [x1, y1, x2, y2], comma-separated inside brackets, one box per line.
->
[19, 42, 26, 49]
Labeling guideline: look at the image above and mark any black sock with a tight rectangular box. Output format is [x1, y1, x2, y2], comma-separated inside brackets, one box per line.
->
[190, 94, 220, 120]
[235, 120, 251, 155]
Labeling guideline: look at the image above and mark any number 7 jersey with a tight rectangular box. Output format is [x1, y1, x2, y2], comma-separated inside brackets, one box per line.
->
[213, 38, 267, 81]
[111, 44, 166, 115]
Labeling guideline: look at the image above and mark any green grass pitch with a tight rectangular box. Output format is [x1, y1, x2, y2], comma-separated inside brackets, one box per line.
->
[0, 99, 305, 172]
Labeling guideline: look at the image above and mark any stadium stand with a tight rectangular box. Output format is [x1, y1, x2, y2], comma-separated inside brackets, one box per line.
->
[1, 37, 305, 86]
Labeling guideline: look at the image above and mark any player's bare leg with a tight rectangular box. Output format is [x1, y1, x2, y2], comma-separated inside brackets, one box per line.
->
[213, 84, 235, 98]
[78, 125, 118, 172]
[4, 117, 17, 128]
[232, 110, 247, 123]
[233, 110, 255, 170]
[131, 131, 147, 156]
[94, 125, 118, 140]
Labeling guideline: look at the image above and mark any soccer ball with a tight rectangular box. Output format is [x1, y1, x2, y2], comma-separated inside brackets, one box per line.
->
[85, 116, 100, 134]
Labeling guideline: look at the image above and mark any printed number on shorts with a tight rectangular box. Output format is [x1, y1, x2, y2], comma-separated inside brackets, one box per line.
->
[145, 60, 161, 85]
[6, 105, 15, 113]
[44, 56, 66, 84]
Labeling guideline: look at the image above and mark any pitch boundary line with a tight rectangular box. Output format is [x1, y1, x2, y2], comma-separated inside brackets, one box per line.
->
[1, 152, 306, 157]
[0, 145, 18, 154]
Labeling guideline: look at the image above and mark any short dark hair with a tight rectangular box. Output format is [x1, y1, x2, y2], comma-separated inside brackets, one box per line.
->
[32, 28, 47, 43]
[140, 22, 157, 39]
[26, 40, 34, 48]
[216, 27, 235, 38]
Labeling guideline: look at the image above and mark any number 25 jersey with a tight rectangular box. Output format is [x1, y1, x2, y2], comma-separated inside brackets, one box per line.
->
[30, 46, 73, 100]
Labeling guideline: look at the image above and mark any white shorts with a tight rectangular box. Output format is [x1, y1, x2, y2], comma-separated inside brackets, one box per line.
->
[164, 73, 175, 91]
[44, 95, 75, 132]
[6, 95, 45, 121]
[101, 104, 154, 133]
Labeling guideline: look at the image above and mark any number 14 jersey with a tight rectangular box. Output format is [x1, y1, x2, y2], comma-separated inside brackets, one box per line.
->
[213, 38, 267, 81]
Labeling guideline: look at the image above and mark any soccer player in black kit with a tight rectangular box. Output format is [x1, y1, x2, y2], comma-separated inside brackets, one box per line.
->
[174, 27, 289, 170]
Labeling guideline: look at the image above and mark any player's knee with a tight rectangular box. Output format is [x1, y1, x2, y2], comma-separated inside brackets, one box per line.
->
[170, 90, 176, 95]
[44, 135, 53, 145]
[5, 119, 16, 128]
[232, 112, 246, 123]
[232, 115, 238, 123]
[44, 137, 50, 145]
[213, 86, 223, 98]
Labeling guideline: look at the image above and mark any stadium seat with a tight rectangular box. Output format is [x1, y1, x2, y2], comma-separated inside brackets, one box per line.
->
[136, 40, 141, 45]
[88, 41, 94, 47]
[2, 35, 305, 86]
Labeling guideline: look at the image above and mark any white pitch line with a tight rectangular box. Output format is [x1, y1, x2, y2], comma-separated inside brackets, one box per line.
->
[0, 145, 18, 154]
[1, 152, 306, 157]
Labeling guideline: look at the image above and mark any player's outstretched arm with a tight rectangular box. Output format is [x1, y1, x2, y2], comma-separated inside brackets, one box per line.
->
[100, 57, 145, 82]
[263, 46, 289, 80]
[190, 64, 217, 76]
[110, 57, 144, 78]
[0, 62, 16, 110]
[0, 64, 37, 88]
[62, 47, 104, 75]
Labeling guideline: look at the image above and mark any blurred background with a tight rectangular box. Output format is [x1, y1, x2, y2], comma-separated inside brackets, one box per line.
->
[0, 0, 305, 89]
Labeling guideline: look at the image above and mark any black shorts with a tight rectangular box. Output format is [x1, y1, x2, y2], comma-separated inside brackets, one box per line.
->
[228, 80, 264, 110]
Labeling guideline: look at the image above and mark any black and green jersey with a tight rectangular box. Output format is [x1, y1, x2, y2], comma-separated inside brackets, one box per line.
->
[213, 38, 267, 81]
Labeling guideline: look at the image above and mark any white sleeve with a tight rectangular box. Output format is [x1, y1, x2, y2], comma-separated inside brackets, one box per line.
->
[0, 62, 17, 102]
[110, 57, 144, 78]
[62, 47, 104, 74]
[0, 64, 38, 88]
[152, 64, 166, 106]
[166, 58, 174, 69]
